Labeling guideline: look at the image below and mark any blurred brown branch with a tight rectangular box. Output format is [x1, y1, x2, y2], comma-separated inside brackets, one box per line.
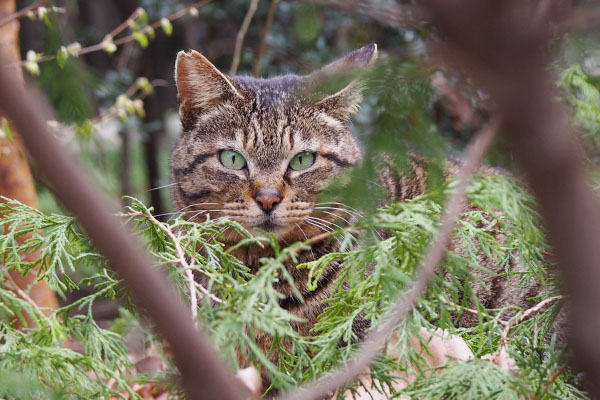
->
[421, 0, 600, 396]
[278, 118, 499, 400]
[308, 0, 420, 29]
[253, 0, 279, 77]
[0, 50, 249, 400]
[230, 0, 259, 75]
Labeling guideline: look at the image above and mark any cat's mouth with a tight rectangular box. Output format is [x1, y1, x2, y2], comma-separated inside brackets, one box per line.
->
[249, 215, 298, 236]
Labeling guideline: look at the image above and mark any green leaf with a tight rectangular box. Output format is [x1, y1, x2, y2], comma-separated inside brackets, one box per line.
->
[56, 46, 68, 69]
[145, 26, 155, 40]
[137, 8, 148, 24]
[132, 32, 148, 48]
[128, 20, 139, 32]
[74, 120, 93, 139]
[160, 18, 173, 36]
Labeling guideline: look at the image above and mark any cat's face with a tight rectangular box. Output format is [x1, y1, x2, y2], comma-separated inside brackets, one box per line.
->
[171, 44, 376, 243]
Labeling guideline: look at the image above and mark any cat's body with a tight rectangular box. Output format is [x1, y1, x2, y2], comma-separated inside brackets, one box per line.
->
[171, 44, 561, 384]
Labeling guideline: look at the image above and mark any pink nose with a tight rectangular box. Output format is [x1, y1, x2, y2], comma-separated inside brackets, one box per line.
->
[254, 188, 282, 213]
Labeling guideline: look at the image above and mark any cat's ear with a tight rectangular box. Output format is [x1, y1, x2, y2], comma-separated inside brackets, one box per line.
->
[307, 43, 378, 121]
[175, 50, 244, 127]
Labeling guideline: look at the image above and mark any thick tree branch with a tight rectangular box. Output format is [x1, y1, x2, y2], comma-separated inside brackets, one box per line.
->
[278, 118, 499, 400]
[421, 0, 600, 395]
[0, 52, 247, 400]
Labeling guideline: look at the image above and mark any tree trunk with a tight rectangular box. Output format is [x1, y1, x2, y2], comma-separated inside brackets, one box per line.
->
[0, 0, 59, 326]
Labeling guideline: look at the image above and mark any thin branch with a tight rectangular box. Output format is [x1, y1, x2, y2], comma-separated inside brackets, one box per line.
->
[0, 0, 46, 28]
[9, 0, 214, 69]
[124, 211, 222, 307]
[534, 365, 566, 400]
[421, 0, 600, 393]
[104, 7, 144, 43]
[278, 118, 499, 400]
[293, 227, 359, 255]
[230, 0, 260, 75]
[439, 296, 508, 328]
[1, 264, 43, 313]
[253, 0, 279, 77]
[500, 295, 564, 347]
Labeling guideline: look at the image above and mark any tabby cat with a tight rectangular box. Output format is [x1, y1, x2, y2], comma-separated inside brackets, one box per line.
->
[171, 44, 558, 382]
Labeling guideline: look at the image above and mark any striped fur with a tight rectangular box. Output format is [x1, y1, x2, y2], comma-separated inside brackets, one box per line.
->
[171, 44, 561, 386]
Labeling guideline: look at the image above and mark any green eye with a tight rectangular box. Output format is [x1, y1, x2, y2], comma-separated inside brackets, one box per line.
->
[289, 152, 315, 171]
[220, 150, 247, 170]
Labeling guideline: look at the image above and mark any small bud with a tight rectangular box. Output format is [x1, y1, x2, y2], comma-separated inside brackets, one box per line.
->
[137, 8, 148, 24]
[189, 7, 199, 17]
[145, 26, 155, 40]
[160, 18, 173, 36]
[128, 19, 139, 32]
[37, 6, 47, 19]
[25, 50, 40, 76]
[133, 99, 145, 118]
[136, 77, 153, 95]
[57, 46, 68, 68]
[66, 42, 82, 57]
[132, 32, 149, 48]
[102, 40, 118, 55]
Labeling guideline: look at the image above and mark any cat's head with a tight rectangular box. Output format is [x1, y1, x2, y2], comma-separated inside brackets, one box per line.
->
[171, 44, 377, 243]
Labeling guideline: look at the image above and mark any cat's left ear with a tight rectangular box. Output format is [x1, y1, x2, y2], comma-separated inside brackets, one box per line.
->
[307, 43, 378, 121]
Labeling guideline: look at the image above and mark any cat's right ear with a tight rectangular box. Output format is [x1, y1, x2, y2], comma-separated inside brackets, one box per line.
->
[304, 43, 378, 121]
[175, 50, 243, 129]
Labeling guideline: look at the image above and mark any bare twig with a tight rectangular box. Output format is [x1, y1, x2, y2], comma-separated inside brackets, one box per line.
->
[230, 0, 259, 75]
[278, 118, 499, 400]
[253, 0, 279, 77]
[439, 296, 508, 328]
[534, 365, 566, 400]
[1, 264, 43, 314]
[0, 51, 247, 400]
[124, 211, 222, 308]
[0, 0, 46, 28]
[500, 295, 564, 347]
[104, 7, 144, 43]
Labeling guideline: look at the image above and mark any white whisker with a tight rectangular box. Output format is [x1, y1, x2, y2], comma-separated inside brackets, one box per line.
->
[163, 202, 222, 221]
[304, 219, 330, 234]
[304, 219, 343, 248]
[306, 216, 345, 232]
[316, 201, 363, 216]
[314, 210, 355, 226]
[314, 206, 363, 220]
[296, 223, 316, 260]
[148, 182, 181, 191]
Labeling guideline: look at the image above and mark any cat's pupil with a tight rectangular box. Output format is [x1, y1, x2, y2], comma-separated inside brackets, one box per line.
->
[298, 154, 303, 165]
[231, 154, 236, 164]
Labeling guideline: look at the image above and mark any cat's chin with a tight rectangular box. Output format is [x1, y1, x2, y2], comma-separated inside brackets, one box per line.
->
[247, 220, 297, 240]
